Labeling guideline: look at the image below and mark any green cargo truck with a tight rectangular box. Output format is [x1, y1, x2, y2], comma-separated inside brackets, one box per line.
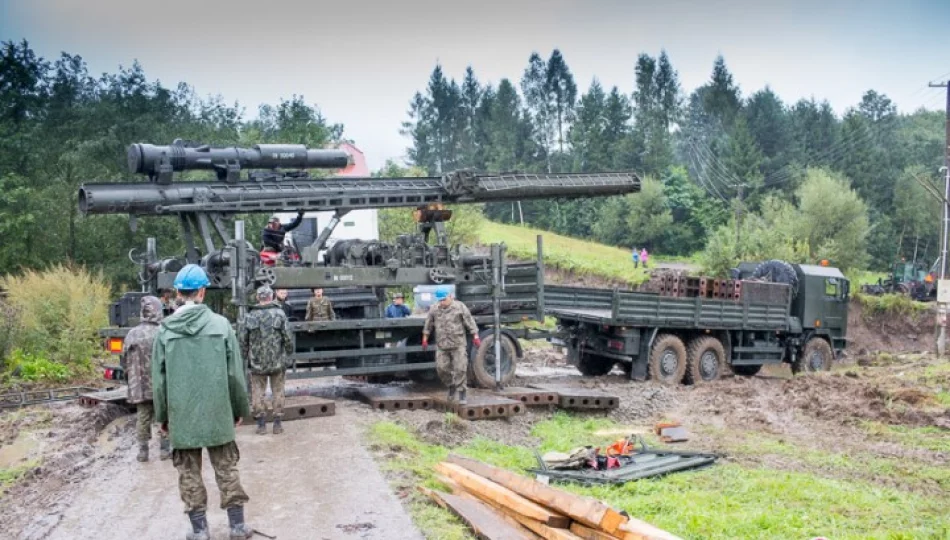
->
[546, 262, 849, 384]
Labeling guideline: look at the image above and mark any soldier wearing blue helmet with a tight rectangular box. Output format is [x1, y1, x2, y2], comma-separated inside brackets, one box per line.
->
[152, 264, 254, 540]
[422, 286, 481, 404]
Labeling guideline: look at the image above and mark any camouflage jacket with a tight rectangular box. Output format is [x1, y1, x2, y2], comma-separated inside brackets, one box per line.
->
[121, 296, 164, 404]
[306, 296, 335, 321]
[423, 299, 478, 350]
[241, 304, 294, 375]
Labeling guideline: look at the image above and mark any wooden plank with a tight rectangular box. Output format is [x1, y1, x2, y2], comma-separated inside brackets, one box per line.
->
[478, 496, 582, 540]
[418, 487, 536, 540]
[436, 462, 570, 528]
[446, 454, 626, 534]
[570, 522, 621, 540]
[616, 519, 682, 540]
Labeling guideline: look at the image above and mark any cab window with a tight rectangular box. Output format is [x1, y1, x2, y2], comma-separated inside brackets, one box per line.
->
[825, 278, 839, 297]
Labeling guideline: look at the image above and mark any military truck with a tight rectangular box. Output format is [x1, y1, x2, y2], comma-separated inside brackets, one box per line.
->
[546, 261, 849, 383]
[87, 140, 642, 387]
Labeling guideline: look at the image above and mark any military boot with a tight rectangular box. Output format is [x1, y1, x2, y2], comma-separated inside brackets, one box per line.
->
[272, 417, 284, 435]
[255, 416, 266, 435]
[136, 442, 148, 462]
[446, 386, 456, 403]
[457, 388, 467, 405]
[227, 505, 253, 539]
[159, 438, 172, 461]
[185, 510, 210, 540]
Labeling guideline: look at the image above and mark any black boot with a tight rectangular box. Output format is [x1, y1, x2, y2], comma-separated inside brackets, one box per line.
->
[159, 437, 171, 461]
[185, 509, 209, 540]
[255, 416, 266, 435]
[136, 442, 148, 462]
[458, 388, 467, 405]
[446, 386, 456, 403]
[227, 505, 253, 539]
[272, 417, 283, 435]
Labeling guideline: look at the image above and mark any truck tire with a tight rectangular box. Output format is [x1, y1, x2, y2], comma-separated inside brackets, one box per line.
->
[576, 353, 616, 376]
[753, 260, 799, 294]
[793, 337, 833, 374]
[648, 334, 687, 385]
[685, 336, 727, 384]
[468, 332, 517, 388]
[732, 365, 762, 377]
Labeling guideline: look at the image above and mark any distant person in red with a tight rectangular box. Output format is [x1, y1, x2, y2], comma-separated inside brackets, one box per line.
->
[640, 248, 649, 269]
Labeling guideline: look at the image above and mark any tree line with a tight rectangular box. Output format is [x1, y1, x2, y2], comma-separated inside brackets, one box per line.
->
[400, 50, 946, 272]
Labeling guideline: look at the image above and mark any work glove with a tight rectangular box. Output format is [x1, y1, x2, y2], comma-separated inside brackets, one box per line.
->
[472, 336, 482, 348]
[160, 422, 168, 436]
[421, 337, 428, 351]
[297, 210, 304, 216]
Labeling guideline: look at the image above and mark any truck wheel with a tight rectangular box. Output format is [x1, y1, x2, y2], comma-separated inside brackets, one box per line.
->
[576, 353, 616, 376]
[648, 334, 687, 385]
[685, 336, 727, 384]
[468, 333, 517, 388]
[732, 365, 762, 377]
[793, 338, 833, 374]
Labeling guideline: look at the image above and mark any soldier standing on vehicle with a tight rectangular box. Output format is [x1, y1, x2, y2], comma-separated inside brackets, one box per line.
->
[242, 286, 294, 435]
[385, 292, 412, 319]
[152, 264, 253, 540]
[121, 295, 170, 462]
[261, 211, 304, 253]
[422, 287, 481, 405]
[306, 288, 335, 321]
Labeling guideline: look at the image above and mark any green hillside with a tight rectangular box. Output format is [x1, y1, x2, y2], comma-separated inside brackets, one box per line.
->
[477, 221, 668, 285]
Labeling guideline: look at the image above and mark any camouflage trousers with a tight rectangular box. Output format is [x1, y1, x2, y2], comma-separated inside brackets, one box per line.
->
[135, 401, 168, 444]
[250, 371, 285, 419]
[172, 441, 249, 513]
[436, 347, 468, 392]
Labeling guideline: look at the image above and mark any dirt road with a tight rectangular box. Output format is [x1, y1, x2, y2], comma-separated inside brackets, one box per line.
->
[34, 407, 420, 540]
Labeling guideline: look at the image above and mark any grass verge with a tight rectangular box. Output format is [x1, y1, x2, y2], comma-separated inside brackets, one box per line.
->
[369, 413, 950, 539]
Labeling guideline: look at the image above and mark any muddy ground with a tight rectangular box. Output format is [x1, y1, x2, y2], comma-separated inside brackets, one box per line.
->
[1, 302, 948, 538]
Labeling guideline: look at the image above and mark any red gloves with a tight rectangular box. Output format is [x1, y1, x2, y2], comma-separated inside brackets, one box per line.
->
[472, 336, 482, 348]
[421, 337, 428, 351]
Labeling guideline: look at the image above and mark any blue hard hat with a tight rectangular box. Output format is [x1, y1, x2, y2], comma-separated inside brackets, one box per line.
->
[435, 286, 450, 300]
[173, 264, 211, 291]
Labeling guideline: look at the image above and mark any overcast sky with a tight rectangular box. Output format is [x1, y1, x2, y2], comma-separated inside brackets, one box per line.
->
[2, 0, 948, 170]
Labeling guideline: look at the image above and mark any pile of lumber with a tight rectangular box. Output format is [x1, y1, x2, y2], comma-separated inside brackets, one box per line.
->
[420, 454, 681, 540]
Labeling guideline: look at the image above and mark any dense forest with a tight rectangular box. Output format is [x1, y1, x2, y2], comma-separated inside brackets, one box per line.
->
[0, 39, 946, 286]
[401, 51, 947, 273]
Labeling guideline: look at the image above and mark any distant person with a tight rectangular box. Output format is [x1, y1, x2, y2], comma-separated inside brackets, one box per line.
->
[422, 287, 480, 405]
[121, 295, 169, 462]
[274, 288, 294, 320]
[385, 292, 412, 319]
[306, 288, 335, 322]
[261, 211, 304, 252]
[159, 288, 181, 316]
[242, 286, 294, 436]
[640, 248, 649, 269]
[631, 247, 640, 269]
[152, 264, 253, 540]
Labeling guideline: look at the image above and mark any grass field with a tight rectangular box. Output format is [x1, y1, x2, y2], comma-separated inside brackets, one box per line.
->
[369, 413, 950, 540]
[476, 221, 672, 285]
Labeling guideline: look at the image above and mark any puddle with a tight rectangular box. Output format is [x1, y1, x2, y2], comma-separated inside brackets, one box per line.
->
[0, 431, 42, 468]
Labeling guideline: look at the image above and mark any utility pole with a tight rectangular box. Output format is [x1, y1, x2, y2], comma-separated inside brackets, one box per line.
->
[930, 79, 949, 356]
[734, 183, 744, 258]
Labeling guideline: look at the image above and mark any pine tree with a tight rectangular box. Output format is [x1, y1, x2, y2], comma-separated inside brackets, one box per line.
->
[545, 49, 577, 166]
[702, 55, 741, 129]
[521, 52, 553, 171]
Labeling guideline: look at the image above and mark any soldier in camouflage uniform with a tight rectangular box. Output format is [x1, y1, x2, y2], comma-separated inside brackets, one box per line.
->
[305, 288, 335, 321]
[241, 286, 294, 435]
[422, 287, 481, 404]
[121, 295, 170, 462]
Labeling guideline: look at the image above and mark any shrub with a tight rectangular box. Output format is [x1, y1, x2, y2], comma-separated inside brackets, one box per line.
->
[7, 349, 73, 383]
[0, 299, 18, 369]
[1, 265, 110, 369]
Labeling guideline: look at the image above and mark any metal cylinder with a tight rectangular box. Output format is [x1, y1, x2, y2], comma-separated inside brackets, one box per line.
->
[127, 143, 351, 176]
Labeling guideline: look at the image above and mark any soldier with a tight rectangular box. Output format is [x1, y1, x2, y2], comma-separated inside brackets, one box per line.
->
[422, 287, 481, 404]
[261, 211, 304, 253]
[152, 264, 253, 540]
[241, 286, 294, 435]
[305, 288, 335, 321]
[385, 292, 412, 319]
[274, 288, 294, 320]
[120, 295, 170, 462]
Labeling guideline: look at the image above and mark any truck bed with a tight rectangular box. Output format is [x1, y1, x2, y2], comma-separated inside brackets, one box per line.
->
[545, 284, 790, 331]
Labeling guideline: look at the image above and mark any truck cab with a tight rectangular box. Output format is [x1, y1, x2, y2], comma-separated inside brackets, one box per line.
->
[792, 264, 849, 356]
